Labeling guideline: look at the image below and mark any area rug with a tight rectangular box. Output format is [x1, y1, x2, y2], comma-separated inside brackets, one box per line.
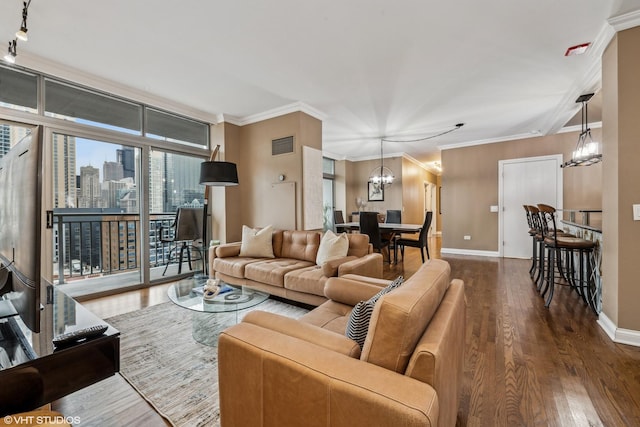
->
[106, 299, 309, 427]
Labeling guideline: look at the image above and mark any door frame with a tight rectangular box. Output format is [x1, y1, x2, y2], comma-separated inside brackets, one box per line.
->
[498, 154, 563, 257]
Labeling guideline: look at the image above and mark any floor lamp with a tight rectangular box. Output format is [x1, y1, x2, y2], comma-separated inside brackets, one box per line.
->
[199, 145, 239, 276]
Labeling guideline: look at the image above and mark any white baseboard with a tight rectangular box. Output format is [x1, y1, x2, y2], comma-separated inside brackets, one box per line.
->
[440, 248, 500, 257]
[598, 312, 640, 347]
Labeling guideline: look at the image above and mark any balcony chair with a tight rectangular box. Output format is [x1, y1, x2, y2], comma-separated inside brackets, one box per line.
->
[397, 211, 433, 263]
[159, 207, 204, 276]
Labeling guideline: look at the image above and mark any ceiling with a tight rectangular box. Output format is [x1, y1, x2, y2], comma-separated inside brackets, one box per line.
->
[2, 0, 640, 167]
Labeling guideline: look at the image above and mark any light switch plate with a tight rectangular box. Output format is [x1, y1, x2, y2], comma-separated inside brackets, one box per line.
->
[490, 205, 499, 212]
[634, 204, 640, 221]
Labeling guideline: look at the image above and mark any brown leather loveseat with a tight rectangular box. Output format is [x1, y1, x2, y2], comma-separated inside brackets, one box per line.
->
[210, 229, 383, 306]
[218, 258, 465, 426]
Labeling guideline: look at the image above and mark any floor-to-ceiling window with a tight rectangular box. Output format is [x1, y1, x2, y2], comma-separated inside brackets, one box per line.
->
[323, 157, 336, 231]
[0, 63, 211, 297]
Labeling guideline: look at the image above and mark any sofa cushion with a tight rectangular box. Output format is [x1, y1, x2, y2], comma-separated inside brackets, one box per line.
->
[239, 225, 275, 258]
[345, 276, 403, 349]
[245, 258, 315, 287]
[284, 266, 328, 297]
[213, 257, 264, 279]
[316, 230, 349, 265]
[361, 259, 451, 373]
[299, 300, 354, 335]
[280, 230, 321, 263]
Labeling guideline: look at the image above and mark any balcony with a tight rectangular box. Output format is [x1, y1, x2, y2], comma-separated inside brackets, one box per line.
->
[52, 210, 205, 299]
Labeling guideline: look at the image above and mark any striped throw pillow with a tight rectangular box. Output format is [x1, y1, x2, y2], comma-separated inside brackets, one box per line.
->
[345, 276, 404, 349]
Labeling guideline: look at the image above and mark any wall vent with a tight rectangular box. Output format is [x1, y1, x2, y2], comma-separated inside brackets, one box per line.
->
[272, 136, 294, 156]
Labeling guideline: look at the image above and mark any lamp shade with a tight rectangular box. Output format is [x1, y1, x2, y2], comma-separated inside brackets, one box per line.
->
[199, 161, 239, 186]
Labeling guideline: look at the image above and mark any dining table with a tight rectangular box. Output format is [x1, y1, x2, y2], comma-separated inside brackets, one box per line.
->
[335, 222, 423, 263]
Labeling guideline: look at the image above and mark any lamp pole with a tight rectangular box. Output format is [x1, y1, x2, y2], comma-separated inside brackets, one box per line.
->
[201, 146, 220, 276]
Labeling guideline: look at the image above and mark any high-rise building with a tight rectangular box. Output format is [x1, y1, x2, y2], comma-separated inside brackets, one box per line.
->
[103, 161, 124, 182]
[78, 165, 102, 208]
[149, 150, 165, 214]
[0, 124, 31, 157]
[52, 133, 77, 208]
[117, 147, 136, 179]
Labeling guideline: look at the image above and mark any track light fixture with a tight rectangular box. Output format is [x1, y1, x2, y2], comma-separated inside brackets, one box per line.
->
[16, 1, 30, 41]
[4, 0, 32, 64]
[4, 41, 17, 64]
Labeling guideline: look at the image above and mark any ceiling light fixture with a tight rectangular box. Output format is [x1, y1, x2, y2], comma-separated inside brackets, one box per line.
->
[369, 139, 394, 186]
[561, 93, 602, 168]
[4, 0, 32, 64]
[16, 1, 31, 41]
[4, 40, 17, 64]
[564, 42, 591, 57]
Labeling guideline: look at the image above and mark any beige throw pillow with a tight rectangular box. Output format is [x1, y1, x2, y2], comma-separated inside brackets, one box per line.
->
[239, 225, 274, 258]
[316, 230, 349, 265]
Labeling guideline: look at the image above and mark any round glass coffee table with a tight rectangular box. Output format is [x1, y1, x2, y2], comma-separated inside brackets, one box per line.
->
[168, 277, 269, 346]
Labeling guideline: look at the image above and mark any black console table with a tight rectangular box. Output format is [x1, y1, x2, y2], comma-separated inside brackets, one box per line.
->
[0, 286, 119, 416]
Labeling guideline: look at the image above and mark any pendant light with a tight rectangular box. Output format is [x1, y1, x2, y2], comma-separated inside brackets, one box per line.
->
[561, 93, 602, 168]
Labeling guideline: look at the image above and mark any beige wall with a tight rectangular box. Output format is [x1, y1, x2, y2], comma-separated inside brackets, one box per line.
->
[344, 157, 403, 219]
[340, 156, 437, 224]
[401, 157, 438, 225]
[602, 26, 640, 333]
[441, 129, 602, 251]
[212, 112, 322, 242]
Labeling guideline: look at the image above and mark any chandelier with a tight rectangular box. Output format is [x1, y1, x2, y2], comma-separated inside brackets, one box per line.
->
[561, 93, 602, 168]
[368, 139, 394, 185]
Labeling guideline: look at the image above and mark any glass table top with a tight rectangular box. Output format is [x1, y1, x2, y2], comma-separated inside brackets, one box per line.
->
[167, 278, 269, 313]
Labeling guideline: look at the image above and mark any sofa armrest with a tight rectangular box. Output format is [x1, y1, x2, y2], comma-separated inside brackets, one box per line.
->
[320, 256, 358, 277]
[242, 310, 361, 358]
[405, 279, 466, 427]
[218, 323, 439, 427]
[337, 253, 383, 278]
[215, 242, 242, 258]
[324, 276, 388, 306]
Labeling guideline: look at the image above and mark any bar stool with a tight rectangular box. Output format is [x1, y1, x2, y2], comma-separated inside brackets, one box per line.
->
[537, 204, 596, 309]
[523, 205, 539, 279]
[533, 204, 574, 291]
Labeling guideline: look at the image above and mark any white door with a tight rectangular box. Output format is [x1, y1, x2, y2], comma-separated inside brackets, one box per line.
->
[499, 155, 563, 258]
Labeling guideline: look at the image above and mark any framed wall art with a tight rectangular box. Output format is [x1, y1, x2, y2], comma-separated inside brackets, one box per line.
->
[368, 181, 384, 201]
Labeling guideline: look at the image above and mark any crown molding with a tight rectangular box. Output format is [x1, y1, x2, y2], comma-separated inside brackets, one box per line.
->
[608, 9, 640, 32]
[439, 131, 543, 150]
[557, 121, 602, 134]
[226, 101, 327, 126]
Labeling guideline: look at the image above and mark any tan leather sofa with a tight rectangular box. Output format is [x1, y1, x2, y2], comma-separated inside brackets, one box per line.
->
[218, 259, 465, 426]
[209, 229, 383, 306]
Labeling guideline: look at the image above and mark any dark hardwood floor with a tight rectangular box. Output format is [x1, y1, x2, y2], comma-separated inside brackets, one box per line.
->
[53, 238, 640, 426]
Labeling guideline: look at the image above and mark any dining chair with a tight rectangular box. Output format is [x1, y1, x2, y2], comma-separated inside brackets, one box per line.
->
[397, 211, 433, 263]
[359, 211, 391, 263]
[334, 210, 347, 233]
[385, 210, 401, 223]
[385, 210, 402, 260]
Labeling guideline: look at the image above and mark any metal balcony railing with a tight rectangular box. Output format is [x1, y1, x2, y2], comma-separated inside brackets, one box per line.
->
[52, 210, 200, 284]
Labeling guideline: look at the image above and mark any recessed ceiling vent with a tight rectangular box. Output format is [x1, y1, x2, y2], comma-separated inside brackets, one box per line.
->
[272, 136, 294, 155]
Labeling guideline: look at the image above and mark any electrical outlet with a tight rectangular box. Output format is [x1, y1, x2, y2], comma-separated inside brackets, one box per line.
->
[464, 235, 471, 240]
[633, 204, 640, 221]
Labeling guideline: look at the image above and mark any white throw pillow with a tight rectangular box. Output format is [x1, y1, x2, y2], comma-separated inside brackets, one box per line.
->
[239, 225, 275, 258]
[316, 230, 349, 265]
